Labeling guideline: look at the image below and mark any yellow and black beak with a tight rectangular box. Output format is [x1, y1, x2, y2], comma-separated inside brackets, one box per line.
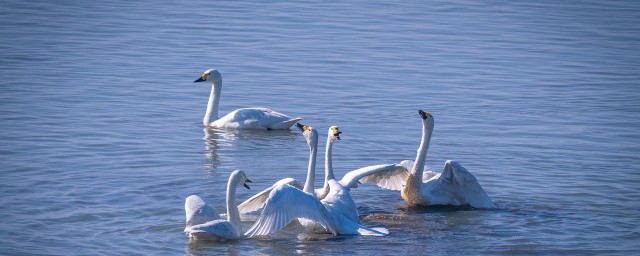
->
[243, 179, 252, 189]
[334, 130, 342, 140]
[418, 109, 432, 120]
[296, 123, 310, 132]
[194, 73, 208, 83]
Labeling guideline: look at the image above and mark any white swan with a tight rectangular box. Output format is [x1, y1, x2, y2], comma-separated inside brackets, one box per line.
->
[193, 69, 301, 129]
[243, 126, 389, 237]
[184, 170, 252, 240]
[356, 110, 496, 208]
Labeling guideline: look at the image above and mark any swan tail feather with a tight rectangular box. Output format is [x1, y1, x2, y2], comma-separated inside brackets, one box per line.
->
[282, 118, 302, 128]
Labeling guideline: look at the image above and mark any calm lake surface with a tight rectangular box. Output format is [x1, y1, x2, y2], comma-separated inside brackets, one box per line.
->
[1, 0, 639, 255]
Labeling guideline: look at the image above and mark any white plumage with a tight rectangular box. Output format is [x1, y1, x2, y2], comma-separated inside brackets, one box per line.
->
[242, 125, 388, 237]
[347, 110, 496, 208]
[193, 69, 301, 129]
[238, 177, 302, 214]
[244, 180, 388, 237]
[184, 170, 252, 241]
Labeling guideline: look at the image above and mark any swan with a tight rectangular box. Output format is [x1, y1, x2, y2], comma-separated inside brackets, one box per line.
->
[352, 110, 495, 208]
[193, 69, 301, 129]
[243, 126, 389, 237]
[184, 170, 252, 240]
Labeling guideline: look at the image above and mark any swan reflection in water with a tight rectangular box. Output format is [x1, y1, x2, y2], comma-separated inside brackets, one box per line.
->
[202, 127, 299, 170]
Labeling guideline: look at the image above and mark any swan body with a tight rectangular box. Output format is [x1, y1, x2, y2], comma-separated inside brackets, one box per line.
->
[245, 179, 388, 237]
[243, 125, 388, 237]
[354, 110, 496, 208]
[184, 170, 252, 240]
[194, 69, 301, 129]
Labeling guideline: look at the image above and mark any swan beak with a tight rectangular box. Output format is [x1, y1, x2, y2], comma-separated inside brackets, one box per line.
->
[243, 179, 252, 189]
[334, 131, 342, 140]
[418, 110, 432, 120]
[194, 76, 205, 83]
[296, 123, 311, 132]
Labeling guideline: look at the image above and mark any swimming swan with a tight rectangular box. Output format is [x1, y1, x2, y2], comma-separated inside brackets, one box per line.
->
[193, 69, 301, 129]
[243, 126, 389, 237]
[356, 110, 496, 208]
[184, 170, 252, 240]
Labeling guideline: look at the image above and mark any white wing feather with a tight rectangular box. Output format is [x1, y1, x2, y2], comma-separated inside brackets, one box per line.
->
[184, 195, 221, 229]
[185, 219, 239, 240]
[344, 164, 410, 191]
[212, 108, 301, 129]
[445, 161, 496, 208]
[244, 184, 337, 237]
[322, 180, 390, 236]
[238, 178, 302, 214]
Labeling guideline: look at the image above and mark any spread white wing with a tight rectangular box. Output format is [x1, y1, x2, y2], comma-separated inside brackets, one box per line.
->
[343, 164, 410, 191]
[184, 195, 221, 230]
[442, 160, 496, 208]
[244, 184, 337, 237]
[238, 178, 302, 214]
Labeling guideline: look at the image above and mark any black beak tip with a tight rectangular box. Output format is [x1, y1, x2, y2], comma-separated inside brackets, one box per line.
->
[295, 123, 305, 131]
[243, 183, 250, 189]
[194, 77, 205, 83]
[418, 109, 429, 120]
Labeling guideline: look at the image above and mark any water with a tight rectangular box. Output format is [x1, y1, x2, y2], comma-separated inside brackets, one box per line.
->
[1, 0, 639, 254]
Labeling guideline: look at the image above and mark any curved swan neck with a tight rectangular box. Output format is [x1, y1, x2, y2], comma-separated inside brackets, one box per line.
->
[203, 79, 222, 126]
[303, 138, 318, 194]
[411, 118, 434, 181]
[323, 138, 336, 191]
[226, 172, 241, 231]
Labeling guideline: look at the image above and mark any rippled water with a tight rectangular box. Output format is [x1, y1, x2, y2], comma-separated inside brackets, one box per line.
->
[1, 0, 639, 255]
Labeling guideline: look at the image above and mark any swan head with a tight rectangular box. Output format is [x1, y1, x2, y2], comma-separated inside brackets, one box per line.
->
[328, 126, 342, 142]
[296, 123, 318, 146]
[194, 69, 222, 83]
[231, 170, 252, 189]
[418, 109, 435, 128]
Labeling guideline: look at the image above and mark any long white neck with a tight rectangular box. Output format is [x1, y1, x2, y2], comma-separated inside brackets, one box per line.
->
[203, 79, 221, 126]
[226, 173, 241, 233]
[303, 138, 318, 194]
[411, 118, 433, 182]
[323, 137, 336, 192]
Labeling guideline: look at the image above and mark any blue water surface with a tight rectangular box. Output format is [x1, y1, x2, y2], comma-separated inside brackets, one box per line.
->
[1, 1, 639, 255]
